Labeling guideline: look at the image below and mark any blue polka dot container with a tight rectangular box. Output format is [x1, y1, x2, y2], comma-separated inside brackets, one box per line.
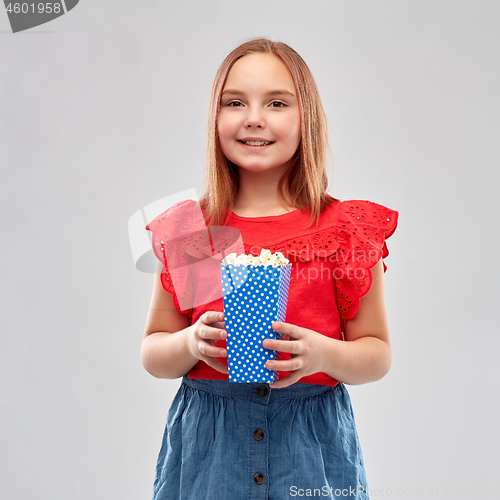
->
[220, 262, 292, 383]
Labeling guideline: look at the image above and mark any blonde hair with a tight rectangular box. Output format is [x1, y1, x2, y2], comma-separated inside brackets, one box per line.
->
[200, 37, 336, 228]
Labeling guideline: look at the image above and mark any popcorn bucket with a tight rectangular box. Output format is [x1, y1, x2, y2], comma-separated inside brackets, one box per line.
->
[220, 262, 292, 383]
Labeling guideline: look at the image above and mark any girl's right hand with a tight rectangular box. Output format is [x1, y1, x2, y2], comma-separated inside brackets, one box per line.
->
[187, 311, 228, 374]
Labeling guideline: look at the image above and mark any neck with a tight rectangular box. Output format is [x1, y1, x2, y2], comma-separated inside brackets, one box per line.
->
[232, 165, 295, 216]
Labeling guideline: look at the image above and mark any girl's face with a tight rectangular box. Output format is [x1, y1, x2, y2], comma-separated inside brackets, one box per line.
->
[218, 52, 301, 176]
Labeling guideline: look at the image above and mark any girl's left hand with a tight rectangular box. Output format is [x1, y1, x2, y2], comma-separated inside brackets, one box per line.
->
[263, 321, 333, 389]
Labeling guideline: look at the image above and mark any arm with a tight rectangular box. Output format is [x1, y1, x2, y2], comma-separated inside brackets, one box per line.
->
[141, 271, 228, 379]
[264, 258, 391, 388]
[320, 258, 392, 385]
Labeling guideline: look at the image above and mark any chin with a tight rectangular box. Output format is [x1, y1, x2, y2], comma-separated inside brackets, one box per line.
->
[239, 165, 280, 173]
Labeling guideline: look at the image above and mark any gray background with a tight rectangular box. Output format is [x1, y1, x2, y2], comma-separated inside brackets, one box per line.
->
[1, 1, 499, 499]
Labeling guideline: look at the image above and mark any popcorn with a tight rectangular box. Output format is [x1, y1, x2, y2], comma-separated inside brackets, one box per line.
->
[222, 249, 289, 267]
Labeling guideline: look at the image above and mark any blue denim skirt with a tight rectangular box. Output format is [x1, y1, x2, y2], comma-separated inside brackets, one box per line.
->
[152, 376, 369, 500]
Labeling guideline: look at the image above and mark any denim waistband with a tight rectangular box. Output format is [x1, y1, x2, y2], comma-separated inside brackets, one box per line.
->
[181, 375, 338, 402]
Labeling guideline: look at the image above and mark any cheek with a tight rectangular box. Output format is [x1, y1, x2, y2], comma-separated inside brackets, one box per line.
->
[278, 115, 301, 145]
[217, 119, 236, 158]
[217, 111, 238, 140]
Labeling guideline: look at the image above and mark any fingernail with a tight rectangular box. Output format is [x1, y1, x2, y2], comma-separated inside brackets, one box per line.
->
[219, 313, 224, 319]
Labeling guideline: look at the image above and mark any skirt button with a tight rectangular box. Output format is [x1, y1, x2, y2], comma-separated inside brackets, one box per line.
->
[253, 429, 264, 441]
[257, 385, 268, 397]
[254, 473, 264, 484]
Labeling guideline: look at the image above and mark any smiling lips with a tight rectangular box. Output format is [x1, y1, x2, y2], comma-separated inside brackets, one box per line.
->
[238, 138, 275, 147]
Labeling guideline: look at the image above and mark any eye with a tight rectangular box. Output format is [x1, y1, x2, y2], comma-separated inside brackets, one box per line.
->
[227, 101, 243, 107]
[270, 101, 287, 108]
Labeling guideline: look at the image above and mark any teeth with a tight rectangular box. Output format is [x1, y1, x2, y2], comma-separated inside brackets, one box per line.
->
[242, 140, 272, 146]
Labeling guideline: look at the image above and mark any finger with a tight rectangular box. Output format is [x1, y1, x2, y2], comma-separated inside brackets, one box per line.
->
[210, 321, 226, 330]
[198, 325, 227, 341]
[200, 356, 229, 375]
[201, 311, 225, 325]
[269, 372, 302, 389]
[198, 341, 227, 359]
[265, 358, 301, 372]
[272, 321, 303, 339]
[262, 338, 299, 355]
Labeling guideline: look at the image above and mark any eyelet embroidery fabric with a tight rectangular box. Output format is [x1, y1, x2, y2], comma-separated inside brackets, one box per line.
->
[333, 200, 398, 322]
[242, 228, 341, 262]
[145, 199, 243, 314]
[146, 199, 398, 322]
[145, 200, 205, 314]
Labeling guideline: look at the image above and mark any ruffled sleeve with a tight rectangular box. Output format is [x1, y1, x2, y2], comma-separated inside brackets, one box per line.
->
[145, 199, 208, 315]
[334, 200, 398, 322]
[145, 199, 245, 316]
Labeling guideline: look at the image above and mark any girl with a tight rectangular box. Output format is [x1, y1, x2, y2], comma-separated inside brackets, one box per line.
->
[142, 38, 398, 500]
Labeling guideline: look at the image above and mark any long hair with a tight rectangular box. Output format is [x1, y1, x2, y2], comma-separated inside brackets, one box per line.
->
[200, 37, 336, 228]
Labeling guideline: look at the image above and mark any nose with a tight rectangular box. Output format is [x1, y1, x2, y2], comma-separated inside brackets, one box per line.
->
[244, 106, 264, 128]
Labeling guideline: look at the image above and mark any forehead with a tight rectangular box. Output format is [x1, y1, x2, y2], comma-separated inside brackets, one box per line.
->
[223, 52, 295, 92]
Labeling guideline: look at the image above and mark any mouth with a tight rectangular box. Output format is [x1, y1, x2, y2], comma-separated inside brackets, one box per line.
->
[237, 140, 275, 147]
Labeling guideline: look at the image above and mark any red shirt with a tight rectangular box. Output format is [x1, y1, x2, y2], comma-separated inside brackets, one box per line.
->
[145, 196, 398, 387]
